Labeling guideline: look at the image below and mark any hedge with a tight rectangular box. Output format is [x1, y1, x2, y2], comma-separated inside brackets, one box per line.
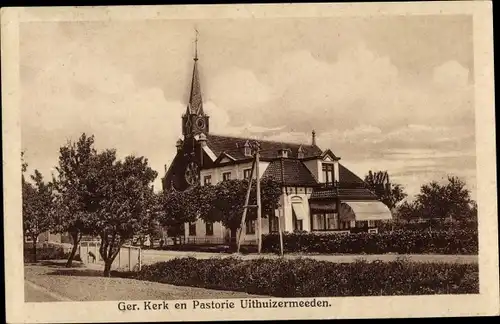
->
[155, 244, 257, 254]
[378, 220, 478, 233]
[133, 257, 478, 297]
[24, 245, 81, 263]
[261, 229, 478, 255]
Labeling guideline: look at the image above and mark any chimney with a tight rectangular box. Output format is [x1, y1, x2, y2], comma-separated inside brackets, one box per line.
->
[278, 148, 289, 158]
[176, 139, 183, 152]
[297, 145, 304, 159]
[244, 140, 252, 157]
[164, 164, 167, 173]
[312, 130, 316, 146]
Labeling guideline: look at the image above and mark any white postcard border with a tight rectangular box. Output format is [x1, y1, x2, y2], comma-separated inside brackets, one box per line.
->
[2, 2, 498, 323]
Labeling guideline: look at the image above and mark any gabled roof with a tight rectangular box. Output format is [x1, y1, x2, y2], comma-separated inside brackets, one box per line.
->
[262, 158, 318, 186]
[339, 164, 366, 185]
[205, 134, 323, 161]
[321, 149, 340, 161]
[214, 152, 237, 164]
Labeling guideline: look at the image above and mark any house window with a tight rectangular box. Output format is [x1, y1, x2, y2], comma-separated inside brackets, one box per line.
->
[243, 168, 252, 180]
[269, 216, 280, 232]
[368, 220, 376, 227]
[355, 221, 368, 228]
[205, 222, 214, 236]
[203, 175, 212, 185]
[322, 163, 334, 184]
[340, 221, 351, 230]
[246, 219, 256, 234]
[292, 210, 303, 232]
[326, 213, 338, 230]
[312, 213, 339, 231]
[222, 172, 231, 181]
[294, 219, 303, 232]
[188, 222, 196, 236]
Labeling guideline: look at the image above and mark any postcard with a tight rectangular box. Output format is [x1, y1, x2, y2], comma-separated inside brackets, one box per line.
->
[2, 2, 498, 323]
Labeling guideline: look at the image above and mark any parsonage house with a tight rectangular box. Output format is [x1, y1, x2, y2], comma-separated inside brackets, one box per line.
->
[162, 47, 392, 245]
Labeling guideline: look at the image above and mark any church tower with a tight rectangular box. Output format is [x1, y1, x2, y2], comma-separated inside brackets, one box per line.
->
[182, 30, 210, 138]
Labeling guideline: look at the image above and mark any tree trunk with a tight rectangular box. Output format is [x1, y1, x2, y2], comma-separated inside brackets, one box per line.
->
[66, 231, 81, 268]
[103, 260, 112, 277]
[230, 227, 238, 250]
[101, 237, 124, 277]
[31, 235, 38, 263]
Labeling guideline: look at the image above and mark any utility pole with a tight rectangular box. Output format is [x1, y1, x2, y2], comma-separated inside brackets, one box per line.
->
[279, 158, 285, 257]
[237, 156, 256, 253]
[255, 142, 262, 254]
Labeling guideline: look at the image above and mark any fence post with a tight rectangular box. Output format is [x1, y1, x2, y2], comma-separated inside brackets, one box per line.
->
[86, 242, 89, 264]
[138, 247, 142, 271]
[128, 246, 131, 271]
[94, 243, 98, 263]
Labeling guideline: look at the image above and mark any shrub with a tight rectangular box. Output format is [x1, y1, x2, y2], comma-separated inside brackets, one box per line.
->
[24, 244, 82, 262]
[262, 229, 478, 255]
[24, 246, 66, 262]
[133, 257, 479, 297]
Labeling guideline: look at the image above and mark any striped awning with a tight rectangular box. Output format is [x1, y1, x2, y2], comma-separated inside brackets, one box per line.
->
[291, 203, 307, 220]
[340, 201, 393, 221]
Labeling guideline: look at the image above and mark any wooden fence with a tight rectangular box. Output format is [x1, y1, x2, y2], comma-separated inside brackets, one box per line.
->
[79, 241, 142, 271]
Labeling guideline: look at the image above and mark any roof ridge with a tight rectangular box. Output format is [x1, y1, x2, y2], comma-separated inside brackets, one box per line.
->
[208, 133, 319, 148]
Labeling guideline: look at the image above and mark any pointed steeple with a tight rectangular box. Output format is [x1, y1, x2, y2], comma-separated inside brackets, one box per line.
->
[187, 29, 204, 116]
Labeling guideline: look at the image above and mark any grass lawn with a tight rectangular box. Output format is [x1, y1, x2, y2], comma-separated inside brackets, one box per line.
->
[24, 261, 266, 302]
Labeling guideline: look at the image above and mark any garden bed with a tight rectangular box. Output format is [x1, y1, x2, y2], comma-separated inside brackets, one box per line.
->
[130, 257, 479, 297]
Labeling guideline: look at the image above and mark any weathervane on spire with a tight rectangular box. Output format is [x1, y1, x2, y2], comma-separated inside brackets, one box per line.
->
[194, 28, 199, 61]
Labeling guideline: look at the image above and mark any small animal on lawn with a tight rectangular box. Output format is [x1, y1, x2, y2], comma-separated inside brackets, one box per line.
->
[88, 251, 96, 263]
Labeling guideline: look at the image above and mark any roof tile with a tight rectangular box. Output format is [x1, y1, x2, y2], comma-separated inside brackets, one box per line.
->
[262, 159, 318, 186]
[206, 134, 322, 160]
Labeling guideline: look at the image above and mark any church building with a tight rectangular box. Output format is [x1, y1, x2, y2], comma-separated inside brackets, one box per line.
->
[162, 42, 392, 245]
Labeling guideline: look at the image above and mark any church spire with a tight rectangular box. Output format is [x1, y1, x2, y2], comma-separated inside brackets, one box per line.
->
[187, 29, 204, 116]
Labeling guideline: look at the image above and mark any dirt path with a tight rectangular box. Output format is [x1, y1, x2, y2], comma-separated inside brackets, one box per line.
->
[25, 281, 68, 302]
[24, 263, 265, 302]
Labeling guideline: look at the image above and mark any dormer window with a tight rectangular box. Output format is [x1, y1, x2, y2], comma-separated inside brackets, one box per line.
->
[278, 149, 288, 158]
[244, 141, 252, 157]
[322, 163, 334, 184]
[297, 146, 304, 159]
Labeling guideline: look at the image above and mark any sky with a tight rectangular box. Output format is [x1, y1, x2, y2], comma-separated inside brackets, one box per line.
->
[20, 15, 476, 200]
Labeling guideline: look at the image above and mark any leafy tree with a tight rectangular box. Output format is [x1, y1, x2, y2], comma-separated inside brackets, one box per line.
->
[207, 179, 249, 240]
[93, 153, 158, 276]
[158, 189, 197, 243]
[204, 178, 282, 243]
[466, 200, 478, 222]
[23, 170, 55, 262]
[158, 177, 281, 246]
[395, 201, 421, 223]
[416, 176, 474, 222]
[52, 133, 99, 267]
[364, 170, 407, 209]
[135, 192, 164, 248]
